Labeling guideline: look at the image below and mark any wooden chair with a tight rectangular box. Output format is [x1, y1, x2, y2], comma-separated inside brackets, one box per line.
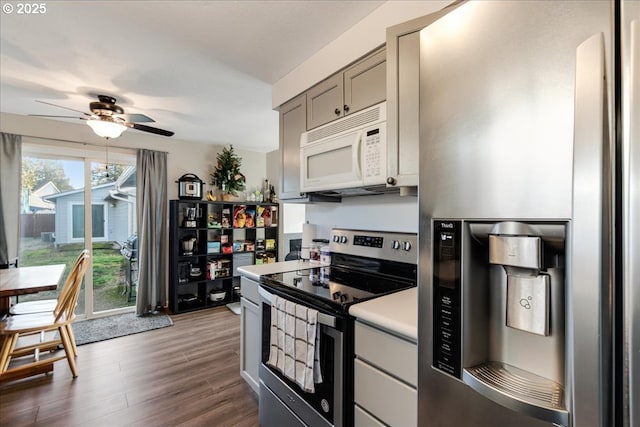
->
[0, 250, 90, 379]
[10, 250, 86, 315]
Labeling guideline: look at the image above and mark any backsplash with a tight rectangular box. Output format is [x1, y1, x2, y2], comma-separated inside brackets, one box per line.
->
[305, 194, 418, 238]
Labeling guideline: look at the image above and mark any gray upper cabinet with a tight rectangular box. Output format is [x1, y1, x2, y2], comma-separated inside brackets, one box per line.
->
[307, 47, 386, 130]
[386, 5, 462, 189]
[277, 47, 387, 201]
[306, 73, 344, 130]
[344, 48, 387, 117]
[279, 93, 307, 200]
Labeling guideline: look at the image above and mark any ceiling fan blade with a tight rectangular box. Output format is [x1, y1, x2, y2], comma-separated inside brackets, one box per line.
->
[130, 123, 174, 137]
[115, 113, 155, 123]
[29, 114, 87, 120]
[35, 100, 92, 116]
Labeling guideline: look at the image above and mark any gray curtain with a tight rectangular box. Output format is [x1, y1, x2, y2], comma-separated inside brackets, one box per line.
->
[0, 133, 22, 267]
[136, 149, 168, 315]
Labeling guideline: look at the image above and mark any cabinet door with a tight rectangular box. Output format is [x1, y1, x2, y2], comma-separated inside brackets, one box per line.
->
[354, 359, 417, 427]
[306, 73, 343, 130]
[387, 30, 420, 188]
[240, 296, 260, 394]
[279, 94, 306, 200]
[344, 47, 386, 116]
[386, 7, 460, 189]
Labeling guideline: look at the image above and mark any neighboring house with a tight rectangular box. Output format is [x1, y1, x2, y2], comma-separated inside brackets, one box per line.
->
[44, 167, 136, 245]
[26, 181, 59, 213]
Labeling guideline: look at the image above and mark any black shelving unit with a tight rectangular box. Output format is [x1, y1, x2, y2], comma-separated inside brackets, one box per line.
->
[169, 199, 279, 314]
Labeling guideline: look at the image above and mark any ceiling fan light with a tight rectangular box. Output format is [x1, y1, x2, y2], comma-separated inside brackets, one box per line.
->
[87, 119, 127, 138]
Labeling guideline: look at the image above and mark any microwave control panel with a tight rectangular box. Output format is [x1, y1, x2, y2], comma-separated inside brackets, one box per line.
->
[432, 220, 462, 378]
[363, 126, 386, 183]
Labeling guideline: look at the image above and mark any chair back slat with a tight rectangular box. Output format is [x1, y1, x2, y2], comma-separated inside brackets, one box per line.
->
[54, 250, 90, 322]
[54, 250, 85, 308]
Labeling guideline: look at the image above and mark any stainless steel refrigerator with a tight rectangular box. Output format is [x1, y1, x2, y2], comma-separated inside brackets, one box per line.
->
[417, 1, 638, 426]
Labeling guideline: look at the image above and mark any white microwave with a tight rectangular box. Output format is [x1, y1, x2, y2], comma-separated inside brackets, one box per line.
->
[300, 102, 387, 193]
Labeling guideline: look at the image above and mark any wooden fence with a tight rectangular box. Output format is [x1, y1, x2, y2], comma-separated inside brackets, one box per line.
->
[21, 213, 55, 238]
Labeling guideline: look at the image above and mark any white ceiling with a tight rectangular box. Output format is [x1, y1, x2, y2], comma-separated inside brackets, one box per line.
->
[0, 0, 385, 152]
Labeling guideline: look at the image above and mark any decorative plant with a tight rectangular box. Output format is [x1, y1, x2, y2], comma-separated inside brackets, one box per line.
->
[210, 144, 245, 196]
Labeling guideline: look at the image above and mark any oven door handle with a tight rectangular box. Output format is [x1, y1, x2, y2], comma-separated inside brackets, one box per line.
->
[259, 286, 337, 328]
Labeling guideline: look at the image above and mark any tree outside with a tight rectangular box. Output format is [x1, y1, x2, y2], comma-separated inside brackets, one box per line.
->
[22, 157, 74, 193]
[91, 163, 125, 185]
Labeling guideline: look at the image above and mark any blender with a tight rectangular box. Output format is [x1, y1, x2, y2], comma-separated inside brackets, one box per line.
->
[182, 207, 200, 228]
[181, 236, 197, 255]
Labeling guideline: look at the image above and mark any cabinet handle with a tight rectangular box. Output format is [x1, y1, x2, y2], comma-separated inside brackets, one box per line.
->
[386, 177, 397, 186]
[343, 104, 350, 113]
[334, 108, 341, 115]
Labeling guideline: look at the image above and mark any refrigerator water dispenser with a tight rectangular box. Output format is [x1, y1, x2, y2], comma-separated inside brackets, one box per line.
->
[432, 220, 569, 425]
[488, 234, 550, 336]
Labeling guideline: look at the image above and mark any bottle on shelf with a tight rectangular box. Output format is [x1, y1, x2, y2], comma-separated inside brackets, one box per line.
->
[263, 179, 270, 203]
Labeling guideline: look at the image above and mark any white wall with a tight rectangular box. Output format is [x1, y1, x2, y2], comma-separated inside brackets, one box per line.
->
[1, 112, 267, 199]
[272, 0, 451, 107]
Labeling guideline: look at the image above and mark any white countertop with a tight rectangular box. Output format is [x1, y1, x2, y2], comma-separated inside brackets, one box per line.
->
[349, 287, 417, 342]
[237, 260, 324, 281]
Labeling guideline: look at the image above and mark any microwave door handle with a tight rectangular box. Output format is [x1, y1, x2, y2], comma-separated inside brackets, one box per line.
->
[355, 131, 363, 180]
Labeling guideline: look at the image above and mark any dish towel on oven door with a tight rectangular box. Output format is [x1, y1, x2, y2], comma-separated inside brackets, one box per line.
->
[267, 295, 323, 393]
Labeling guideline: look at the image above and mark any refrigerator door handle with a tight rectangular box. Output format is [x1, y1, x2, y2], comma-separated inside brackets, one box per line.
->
[571, 31, 611, 427]
[625, 16, 639, 427]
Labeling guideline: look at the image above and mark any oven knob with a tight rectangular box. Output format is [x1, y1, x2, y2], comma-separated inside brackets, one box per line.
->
[340, 236, 348, 244]
[339, 293, 348, 303]
[392, 240, 401, 250]
[333, 235, 340, 243]
[332, 291, 342, 300]
[403, 241, 412, 251]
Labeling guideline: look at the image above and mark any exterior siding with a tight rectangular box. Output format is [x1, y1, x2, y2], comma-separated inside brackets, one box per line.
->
[51, 184, 134, 245]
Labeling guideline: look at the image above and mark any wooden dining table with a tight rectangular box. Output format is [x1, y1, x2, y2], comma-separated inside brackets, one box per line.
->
[0, 264, 66, 318]
[0, 264, 66, 381]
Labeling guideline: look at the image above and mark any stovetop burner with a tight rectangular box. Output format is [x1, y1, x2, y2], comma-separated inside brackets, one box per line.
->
[260, 264, 415, 314]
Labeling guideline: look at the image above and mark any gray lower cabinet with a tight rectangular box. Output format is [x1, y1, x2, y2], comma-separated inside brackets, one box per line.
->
[353, 320, 417, 427]
[240, 276, 260, 394]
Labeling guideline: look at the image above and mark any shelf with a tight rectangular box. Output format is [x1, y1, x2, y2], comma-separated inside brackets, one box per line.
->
[170, 199, 278, 314]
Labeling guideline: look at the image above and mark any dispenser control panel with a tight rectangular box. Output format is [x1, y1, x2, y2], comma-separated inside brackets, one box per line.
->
[433, 220, 462, 378]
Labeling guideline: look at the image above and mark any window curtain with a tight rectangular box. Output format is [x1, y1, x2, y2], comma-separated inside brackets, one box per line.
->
[0, 133, 22, 267]
[136, 149, 168, 315]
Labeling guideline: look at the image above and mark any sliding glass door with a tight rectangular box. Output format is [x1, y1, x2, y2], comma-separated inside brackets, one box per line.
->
[19, 144, 137, 317]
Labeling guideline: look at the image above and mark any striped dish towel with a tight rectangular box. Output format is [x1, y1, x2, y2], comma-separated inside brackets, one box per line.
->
[267, 295, 323, 393]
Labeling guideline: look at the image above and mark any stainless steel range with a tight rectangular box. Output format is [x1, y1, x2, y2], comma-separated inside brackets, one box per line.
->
[259, 228, 417, 427]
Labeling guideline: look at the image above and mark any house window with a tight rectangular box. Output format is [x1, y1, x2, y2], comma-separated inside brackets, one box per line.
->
[72, 203, 106, 239]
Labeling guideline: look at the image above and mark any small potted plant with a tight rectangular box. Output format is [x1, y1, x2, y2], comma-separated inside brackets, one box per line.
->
[210, 145, 245, 201]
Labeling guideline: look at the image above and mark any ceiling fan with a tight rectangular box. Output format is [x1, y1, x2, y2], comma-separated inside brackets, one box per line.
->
[31, 94, 174, 139]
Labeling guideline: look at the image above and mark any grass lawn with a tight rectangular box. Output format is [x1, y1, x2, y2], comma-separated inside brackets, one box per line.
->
[18, 239, 135, 312]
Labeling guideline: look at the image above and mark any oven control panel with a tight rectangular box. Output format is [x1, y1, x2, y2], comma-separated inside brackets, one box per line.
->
[432, 220, 462, 378]
[353, 235, 384, 248]
[330, 229, 417, 265]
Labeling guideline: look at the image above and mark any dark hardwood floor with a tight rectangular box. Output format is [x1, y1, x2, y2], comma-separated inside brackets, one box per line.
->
[0, 307, 259, 427]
